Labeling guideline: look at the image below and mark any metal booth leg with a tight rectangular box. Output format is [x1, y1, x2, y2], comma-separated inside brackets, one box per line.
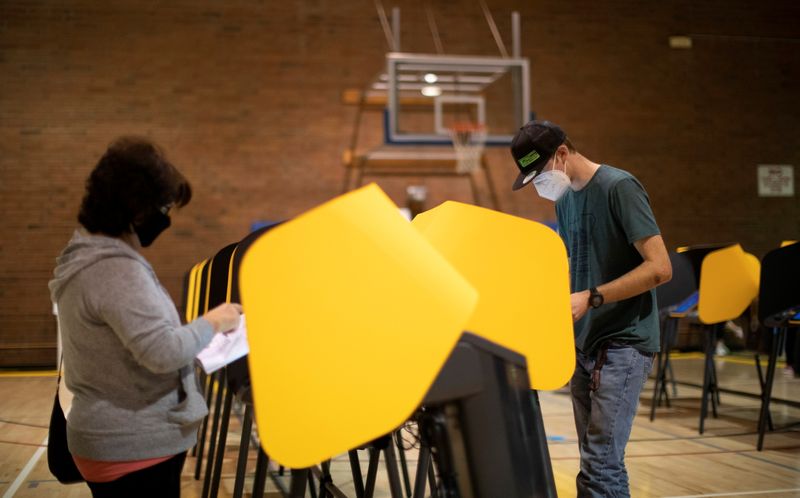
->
[757, 327, 784, 450]
[232, 403, 253, 498]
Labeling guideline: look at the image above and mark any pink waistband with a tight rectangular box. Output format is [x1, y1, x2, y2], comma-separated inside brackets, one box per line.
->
[72, 453, 174, 483]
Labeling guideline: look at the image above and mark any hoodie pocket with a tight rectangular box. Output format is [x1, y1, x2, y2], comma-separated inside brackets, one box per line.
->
[167, 369, 208, 426]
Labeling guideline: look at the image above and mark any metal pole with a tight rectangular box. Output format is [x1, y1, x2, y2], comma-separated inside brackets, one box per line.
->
[392, 6, 401, 51]
[426, 4, 444, 54]
[479, 0, 508, 58]
[374, 0, 394, 51]
[512, 11, 521, 58]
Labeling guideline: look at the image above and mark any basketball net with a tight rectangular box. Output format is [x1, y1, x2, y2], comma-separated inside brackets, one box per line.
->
[448, 123, 487, 174]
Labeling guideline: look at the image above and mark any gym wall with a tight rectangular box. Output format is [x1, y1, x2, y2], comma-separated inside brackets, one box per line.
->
[1, 0, 798, 366]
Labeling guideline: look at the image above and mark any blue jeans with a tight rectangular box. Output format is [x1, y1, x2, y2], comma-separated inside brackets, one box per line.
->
[570, 344, 654, 498]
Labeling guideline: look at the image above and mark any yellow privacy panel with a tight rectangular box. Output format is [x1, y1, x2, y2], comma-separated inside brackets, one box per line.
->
[184, 262, 200, 323]
[189, 260, 207, 322]
[239, 184, 478, 469]
[412, 201, 574, 390]
[781, 240, 798, 248]
[698, 245, 760, 324]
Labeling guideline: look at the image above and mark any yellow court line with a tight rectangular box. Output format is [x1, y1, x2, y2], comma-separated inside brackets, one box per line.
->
[670, 352, 706, 360]
[670, 352, 786, 368]
[0, 370, 57, 378]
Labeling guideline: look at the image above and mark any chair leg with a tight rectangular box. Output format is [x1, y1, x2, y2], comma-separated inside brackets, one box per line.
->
[232, 403, 253, 498]
[363, 448, 380, 498]
[209, 384, 234, 498]
[348, 449, 365, 498]
[427, 453, 439, 498]
[192, 369, 208, 457]
[757, 327, 783, 451]
[699, 327, 716, 434]
[195, 371, 218, 479]
[383, 439, 405, 498]
[394, 431, 412, 497]
[650, 350, 665, 421]
[755, 353, 775, 431]
[252, 447, 269, 498]
[202, 370, 227, 498]
[412, 446, 431, 498]
[666, 317, 679, 398]
[710, 357, 720, 416]
[667, 353, 678, 397]
[290, 469, 310, 498]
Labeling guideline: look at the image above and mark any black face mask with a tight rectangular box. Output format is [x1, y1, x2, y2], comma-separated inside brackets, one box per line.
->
[134, 211, 171, 247]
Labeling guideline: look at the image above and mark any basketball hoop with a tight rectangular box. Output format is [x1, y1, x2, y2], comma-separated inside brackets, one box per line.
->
[448, 123, 487, 174]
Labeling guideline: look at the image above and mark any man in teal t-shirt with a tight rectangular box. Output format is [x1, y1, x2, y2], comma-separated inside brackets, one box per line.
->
[509, 120, 672, 498]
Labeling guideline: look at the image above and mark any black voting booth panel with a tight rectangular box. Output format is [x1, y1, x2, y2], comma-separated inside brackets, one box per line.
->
[194, 242, 238, 497]
[656, 251, 697, 310]
[226, 222, 283, 399]
[650, 251, 697, 421]
[420, 332, 556, 498]
[198, 224, 288, 498]
[758, 242, 800, 327]
[279, 332, 558, 498]
[205, 222, 302, 498]
[754, 243, 800, 450]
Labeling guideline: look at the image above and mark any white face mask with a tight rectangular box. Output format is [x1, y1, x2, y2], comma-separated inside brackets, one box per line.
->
[533, 155, 571, 201]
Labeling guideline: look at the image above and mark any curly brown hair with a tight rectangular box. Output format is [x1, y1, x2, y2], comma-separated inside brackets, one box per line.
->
[78, 137, 192, 236]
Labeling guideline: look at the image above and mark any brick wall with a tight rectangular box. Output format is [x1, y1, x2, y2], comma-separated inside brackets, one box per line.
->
[1, 0, 798, 366]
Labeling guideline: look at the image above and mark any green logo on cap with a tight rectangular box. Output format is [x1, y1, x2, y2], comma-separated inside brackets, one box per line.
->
[518, 149, 540, 168]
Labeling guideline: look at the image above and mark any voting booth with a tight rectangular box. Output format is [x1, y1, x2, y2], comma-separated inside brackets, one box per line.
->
[649, 250, 696, 421]
[755, 242, 800, 450]
[186, 185, 574, 497]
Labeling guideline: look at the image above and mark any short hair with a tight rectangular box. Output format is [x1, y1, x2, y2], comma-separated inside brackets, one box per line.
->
[78, 137, 192, 236]
[563, 137, 577, 153]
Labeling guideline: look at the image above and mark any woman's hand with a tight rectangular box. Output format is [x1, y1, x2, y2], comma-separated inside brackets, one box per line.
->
[203, 303, 243, 333]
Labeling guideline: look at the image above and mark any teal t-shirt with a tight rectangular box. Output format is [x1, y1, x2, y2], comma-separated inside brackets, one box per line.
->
[555, 165, 661, 354]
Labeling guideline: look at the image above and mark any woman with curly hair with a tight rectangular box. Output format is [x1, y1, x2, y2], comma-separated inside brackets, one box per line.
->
[49, 137, 241, 498]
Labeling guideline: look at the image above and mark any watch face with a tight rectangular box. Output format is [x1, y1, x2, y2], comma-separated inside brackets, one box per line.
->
[590, 293, 603, 308]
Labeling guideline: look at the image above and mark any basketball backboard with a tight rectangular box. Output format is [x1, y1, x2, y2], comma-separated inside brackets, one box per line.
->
[380, 52, 530, 145]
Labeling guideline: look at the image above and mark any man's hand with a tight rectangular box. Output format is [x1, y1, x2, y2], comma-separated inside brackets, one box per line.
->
[571, 290, 590, 322]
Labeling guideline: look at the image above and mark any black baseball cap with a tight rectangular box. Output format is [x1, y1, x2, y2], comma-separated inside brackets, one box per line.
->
[510, 120, 567, 191]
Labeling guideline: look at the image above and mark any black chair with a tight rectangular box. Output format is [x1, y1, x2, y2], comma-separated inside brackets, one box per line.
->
[755, 242, 800, 450]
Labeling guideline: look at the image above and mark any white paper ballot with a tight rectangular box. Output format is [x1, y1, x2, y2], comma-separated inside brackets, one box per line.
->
[196, 314, 249, 374]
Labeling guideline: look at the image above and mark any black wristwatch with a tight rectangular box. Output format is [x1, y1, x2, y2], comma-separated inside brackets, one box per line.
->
[589, 287, 604, 309]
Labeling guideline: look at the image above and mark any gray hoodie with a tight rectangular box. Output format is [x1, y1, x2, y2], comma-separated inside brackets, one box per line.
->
[49, 230, 214, 461]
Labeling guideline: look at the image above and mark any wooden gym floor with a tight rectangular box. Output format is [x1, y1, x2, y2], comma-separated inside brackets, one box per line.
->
[1, 354, 798, 498]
